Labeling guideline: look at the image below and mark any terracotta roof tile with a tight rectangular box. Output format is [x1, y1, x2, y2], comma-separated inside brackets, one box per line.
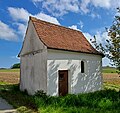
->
[30, 16, 103, 56]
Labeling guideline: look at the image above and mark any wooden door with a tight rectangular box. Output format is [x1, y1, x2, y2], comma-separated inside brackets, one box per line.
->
[58, 70, 68, 96]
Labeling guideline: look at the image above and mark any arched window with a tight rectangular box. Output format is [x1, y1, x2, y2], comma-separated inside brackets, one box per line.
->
[81, 61, 84, 73]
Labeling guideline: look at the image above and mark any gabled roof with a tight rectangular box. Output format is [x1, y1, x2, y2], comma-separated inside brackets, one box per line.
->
[28, 16, 103, 56]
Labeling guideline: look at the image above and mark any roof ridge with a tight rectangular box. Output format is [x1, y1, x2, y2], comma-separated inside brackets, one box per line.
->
[29, 16, 82, 33]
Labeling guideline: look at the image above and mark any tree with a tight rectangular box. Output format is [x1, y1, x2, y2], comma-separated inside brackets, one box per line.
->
[92, 8, 120, 73]
[11, 63, 20, 69]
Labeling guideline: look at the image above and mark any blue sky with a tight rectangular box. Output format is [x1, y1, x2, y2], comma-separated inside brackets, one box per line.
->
[0, 0, 120, 68]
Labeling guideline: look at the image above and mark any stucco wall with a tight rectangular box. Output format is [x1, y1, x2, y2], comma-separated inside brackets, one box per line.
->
[20, 20, 47, 95]
[47, 49, 103, 96]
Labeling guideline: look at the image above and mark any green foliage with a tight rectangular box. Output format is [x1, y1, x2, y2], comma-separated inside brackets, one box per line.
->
[92, 8, 120, 73]
[17, 106, 36, 113]
[107, 8, 120, 72]
[35, 90, 48, 99]
[98, 98, 113, 109]
[102, 67, 117, 73]
[104, 83, 120, 91]
[0, 84, 37, 112]
[11, 63, 20, 69]
[1, 86, 120, 113]
[33, 89, 120, 112]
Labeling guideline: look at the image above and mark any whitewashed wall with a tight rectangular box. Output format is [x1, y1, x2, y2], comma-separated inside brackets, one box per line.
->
[47, 49, 103, 96]
[20, 20, 103, 96]
[20, 20, 47, 95]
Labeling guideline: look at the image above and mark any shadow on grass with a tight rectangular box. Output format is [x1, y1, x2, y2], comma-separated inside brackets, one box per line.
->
[0, 84, 120, 113]
[0, 84, 37, 112]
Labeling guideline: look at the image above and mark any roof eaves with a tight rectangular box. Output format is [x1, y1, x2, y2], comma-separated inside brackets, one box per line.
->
[47, 47, 104, 57]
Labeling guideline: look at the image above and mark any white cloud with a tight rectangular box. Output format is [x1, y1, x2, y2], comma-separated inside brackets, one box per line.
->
[8, 7, 60, 25]
[15, 23, 27, 35]
[34, 13, 60, 25]
[115, 8, 120, 17]
[83, 31, 109, 46]
[91, 0, 111, 8]
[33, 0, 80, 16]
[83, 32, 111, 66]
[80, 0, 90, 14]
[102, 57, 111, 66]
[33, 0, 42, 1]
[0, 21, 17, 41]
[6, 7, 60, 41]
[83, 31, 111, 66]
[78, 20, 84, 29]
[95, 31, 109, 44]
[81, 0, 120, 14]
[68, 25, 80, 31]
[11, 55, 20, 59]
[90, 13, 101, 19]
[32, 0, 120, 16]
[8, 7, 30, 22]
[83, 32, 93, 44]
[112, 1, 120, 9]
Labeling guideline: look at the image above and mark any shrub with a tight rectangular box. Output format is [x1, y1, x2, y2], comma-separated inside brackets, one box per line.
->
[1, 85, 120, 113]
[11, 84, 20, 92]
[98, 98, 113, 109]
[34, 90, 51, 107]
[35, 90, 48, 99]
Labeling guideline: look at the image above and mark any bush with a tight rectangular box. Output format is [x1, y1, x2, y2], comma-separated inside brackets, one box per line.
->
[34, 90, 51, 107]
[98, 98, 113, 109]
[1, 85, 120, 113]
[33, 89, 120, 111]
[35, 90, 48, 98]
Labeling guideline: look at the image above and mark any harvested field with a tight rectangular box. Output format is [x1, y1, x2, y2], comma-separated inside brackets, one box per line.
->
[0, 72, 19, 84]
[103, 73, 120, 84]
[0, 69, 120, 89]
[102, 73, 120, 91]
[103, 73, 120, 79]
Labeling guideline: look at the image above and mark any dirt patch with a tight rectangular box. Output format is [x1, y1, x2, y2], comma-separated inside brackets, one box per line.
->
[0, 72, 19, 84]
[0, 71, 120, 86]
[103, 73, 120, 79]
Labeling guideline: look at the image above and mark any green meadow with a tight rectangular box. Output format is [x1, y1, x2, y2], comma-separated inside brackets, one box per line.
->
[0, 67, 120, 113]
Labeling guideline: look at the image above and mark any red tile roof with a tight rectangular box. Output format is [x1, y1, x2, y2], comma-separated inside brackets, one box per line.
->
[30, 16, 103, 56]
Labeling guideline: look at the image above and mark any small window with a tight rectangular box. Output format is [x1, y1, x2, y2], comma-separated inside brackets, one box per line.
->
[81, 61, 84, 73]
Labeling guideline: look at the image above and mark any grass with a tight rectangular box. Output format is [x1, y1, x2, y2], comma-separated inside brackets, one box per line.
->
[103, 83, 120, 91]
[0, 84, 120, 113]
[0, 68, 20, 72]
[0, 68, 120, 113]
[0, 66, 118, 73]
[0, 84, 37, 113]
[102, 67, 117, 73]
[0, 67, 117, 73]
